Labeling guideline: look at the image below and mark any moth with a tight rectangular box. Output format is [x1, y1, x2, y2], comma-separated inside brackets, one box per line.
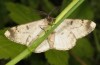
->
[4, 18, 96, 53]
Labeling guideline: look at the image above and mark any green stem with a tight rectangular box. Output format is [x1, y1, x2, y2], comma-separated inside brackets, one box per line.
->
[93, 30, 100, 61]
[6, 0, 84, 65]
[93, 30, 100, 53]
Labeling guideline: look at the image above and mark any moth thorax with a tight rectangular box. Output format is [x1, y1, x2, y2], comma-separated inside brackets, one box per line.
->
[46, 16, 54, 25]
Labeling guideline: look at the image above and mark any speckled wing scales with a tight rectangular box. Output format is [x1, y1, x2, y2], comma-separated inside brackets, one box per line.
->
[64, 19, 96, 39]
[4, 19, 51, 53]
[52, 19, 96, 50]
[5, 19, 48, 45]
[53, 29, 76, 50]
[4, 19, 96, 53]
[34, 40, 50, 53]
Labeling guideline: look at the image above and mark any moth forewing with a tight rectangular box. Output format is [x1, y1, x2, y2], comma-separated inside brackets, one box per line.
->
[4, 19, 49, 45]
[65, 19, 96, 39]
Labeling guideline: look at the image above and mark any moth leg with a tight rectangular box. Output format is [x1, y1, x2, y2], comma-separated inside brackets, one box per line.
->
[39, 25, 47, 33]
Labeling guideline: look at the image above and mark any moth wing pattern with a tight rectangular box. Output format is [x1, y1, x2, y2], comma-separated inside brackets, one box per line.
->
[64, 19, 96, 39]
[5, 19, 48, 45]
[34, 40, 50, 53]
[4, 19, 96, 53]
[53, 19, 77, 50]
[52, 19, 96, 50]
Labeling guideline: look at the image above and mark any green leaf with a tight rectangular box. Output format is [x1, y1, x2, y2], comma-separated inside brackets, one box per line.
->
[6, 2, 41, 24]
[71, 38, 94, 58]
[0, 29, 26, 59]
[68, 1, 94, 19]
[42, 0, 54, 13]
[28, 0, 39, 9]
[0, 0, 8, 28]
[45, 50, 69, 65]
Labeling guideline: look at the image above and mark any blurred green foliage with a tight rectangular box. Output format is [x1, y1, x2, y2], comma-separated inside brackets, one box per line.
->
[0, 0, 100, 65]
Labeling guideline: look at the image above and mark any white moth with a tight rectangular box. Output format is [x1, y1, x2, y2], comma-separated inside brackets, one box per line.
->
[4, 19, 96, 53]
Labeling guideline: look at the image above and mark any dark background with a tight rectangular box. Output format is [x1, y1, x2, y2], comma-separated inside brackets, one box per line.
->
[0, 0, 100, 65]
